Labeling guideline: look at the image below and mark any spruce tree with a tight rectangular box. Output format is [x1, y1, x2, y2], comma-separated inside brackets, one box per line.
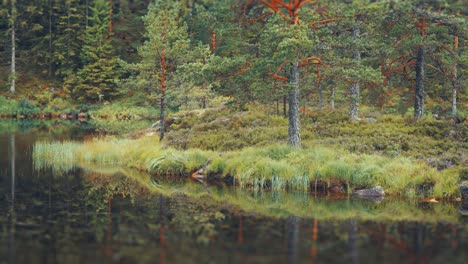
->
[65, 0, 120, 103]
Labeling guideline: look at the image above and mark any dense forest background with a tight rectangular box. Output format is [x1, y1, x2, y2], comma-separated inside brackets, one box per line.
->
[0, 0, 466, 122]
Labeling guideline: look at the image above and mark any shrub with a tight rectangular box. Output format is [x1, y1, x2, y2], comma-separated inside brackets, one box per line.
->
[17, 98, 40, 116]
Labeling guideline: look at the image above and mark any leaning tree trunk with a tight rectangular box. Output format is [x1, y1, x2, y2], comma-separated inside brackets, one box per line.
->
[349, 21, 360, 121]
[414, 46, 425, 119]
[288, 60, 301, 148]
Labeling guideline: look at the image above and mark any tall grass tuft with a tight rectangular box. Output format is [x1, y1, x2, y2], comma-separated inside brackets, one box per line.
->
[33, 141, 80, 174]
[32, 135, 462, 198]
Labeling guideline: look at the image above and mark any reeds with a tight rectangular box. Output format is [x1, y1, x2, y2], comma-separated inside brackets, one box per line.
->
[33, 136, 462, 198]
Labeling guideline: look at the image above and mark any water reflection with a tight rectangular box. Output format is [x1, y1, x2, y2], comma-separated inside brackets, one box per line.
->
[287, 216, 300, 264]
[1, 122, 467, 263]
[8, 134, 16, 264]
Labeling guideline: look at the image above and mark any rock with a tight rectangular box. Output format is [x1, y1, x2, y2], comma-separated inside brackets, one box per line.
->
[356, 195, 385, 203]
[353, 186, 385, 197]
[460, 182, 468, 200]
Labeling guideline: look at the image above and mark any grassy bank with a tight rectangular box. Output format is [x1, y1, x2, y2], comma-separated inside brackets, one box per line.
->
[34, 132, 463, 198]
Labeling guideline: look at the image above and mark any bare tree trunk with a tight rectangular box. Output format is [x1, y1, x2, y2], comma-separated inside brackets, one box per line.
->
[330, 85, 335, 109]
[414, 46, 425, 119]
[288, 60, 301, 148]
[10, 1, 16, 94]
[48, 0, 53, 78]
[451, 35, 458, 117]
[349, 21, 360, 121]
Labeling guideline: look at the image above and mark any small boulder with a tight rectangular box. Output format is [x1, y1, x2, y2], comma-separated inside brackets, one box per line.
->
[353, 186, 385, 197]
[460, 182, 468, 200]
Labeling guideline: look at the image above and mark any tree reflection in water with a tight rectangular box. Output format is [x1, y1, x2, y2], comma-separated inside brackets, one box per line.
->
[0, 127, 466, 263]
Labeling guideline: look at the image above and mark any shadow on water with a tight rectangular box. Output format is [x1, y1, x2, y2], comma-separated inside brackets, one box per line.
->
[1, 120, 467, 263]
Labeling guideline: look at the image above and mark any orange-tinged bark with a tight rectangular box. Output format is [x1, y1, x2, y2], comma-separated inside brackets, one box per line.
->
[382, 61, 416, 77]
[309, 18, 336, 28]
[211, 31, 217, 53]
[270, 73, 289, 82]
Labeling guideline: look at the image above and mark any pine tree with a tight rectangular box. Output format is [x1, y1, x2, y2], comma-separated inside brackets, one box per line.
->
[134, 0, 192, 140]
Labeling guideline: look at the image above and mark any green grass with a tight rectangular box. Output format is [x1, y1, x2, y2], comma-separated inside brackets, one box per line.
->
[0, 96, 18, 115]
[33, 137, 462, 198]
[31, 104, 466, 198]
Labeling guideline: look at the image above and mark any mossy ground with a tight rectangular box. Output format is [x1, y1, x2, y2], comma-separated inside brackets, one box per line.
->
[33, 104, 467, 199]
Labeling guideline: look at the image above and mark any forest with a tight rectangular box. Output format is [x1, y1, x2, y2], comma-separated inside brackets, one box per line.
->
[0, 0, 467, 196]
[0, 1, 467, 262]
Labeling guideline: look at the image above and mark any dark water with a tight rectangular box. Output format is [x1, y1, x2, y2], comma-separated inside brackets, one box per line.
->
[0, 120, 467, 264]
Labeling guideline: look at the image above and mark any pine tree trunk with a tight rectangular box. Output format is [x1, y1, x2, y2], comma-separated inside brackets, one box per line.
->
[160, 49, 166, 141]
[159, 17, 167, 141]
[331, 85, 335, 109]
[159, 92, 165, 141]
[349, 21, 360, 121]
[452, 79, 457, 117]
[48, 0, 53, 78]
[451, 35, 458, 117]
[10, 20, 15, 94]
[10, 0, 16, 94]
[414, 46, 425, 119]
[288, 60, 301, 148]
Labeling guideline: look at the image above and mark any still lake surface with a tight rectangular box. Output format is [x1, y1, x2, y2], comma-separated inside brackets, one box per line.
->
[0, 120, 466, 263]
